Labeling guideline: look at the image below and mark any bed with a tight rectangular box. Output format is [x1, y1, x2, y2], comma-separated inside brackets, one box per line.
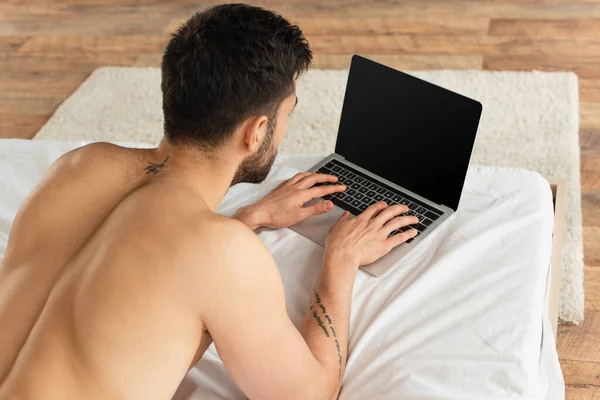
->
[0, 140, 564, 399]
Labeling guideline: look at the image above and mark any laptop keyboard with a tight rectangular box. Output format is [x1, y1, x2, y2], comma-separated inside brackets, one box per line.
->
[315, 159, 443, 243]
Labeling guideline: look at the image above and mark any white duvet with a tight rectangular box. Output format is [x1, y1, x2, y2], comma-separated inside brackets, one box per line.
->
[0, 140, 564, 399]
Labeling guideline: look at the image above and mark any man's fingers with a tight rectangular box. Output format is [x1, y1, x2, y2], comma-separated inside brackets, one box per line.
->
[373, 204, 409, 226]
[383, 216, 419, 233]
[305, 184, 346, 200]
[359, 201, 388, 220]
[286, 172, 313, 186]
[336, 210, 352, 223]
[387, 228, 418, 248]
[304, 200, 335, 217]
[296, 172, 338, 189]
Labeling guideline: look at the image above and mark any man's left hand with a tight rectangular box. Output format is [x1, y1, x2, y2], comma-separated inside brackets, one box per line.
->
[233, 172, 346, 230]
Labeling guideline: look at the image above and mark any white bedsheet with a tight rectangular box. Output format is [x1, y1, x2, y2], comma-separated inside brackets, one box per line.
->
[0, 140, 564, 399]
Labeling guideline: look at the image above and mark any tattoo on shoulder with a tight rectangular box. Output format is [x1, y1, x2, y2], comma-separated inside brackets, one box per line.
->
[310, 290, 343, 381]
[145, 156, 170, 175]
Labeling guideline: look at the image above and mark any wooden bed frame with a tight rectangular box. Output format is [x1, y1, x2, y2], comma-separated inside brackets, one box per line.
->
[547, 179, 567, 340]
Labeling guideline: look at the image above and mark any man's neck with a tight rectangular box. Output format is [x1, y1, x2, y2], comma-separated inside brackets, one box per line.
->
[148, 139, 239, 212]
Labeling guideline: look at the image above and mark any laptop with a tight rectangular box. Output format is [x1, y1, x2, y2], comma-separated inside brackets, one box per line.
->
[290, 55, 483, 277]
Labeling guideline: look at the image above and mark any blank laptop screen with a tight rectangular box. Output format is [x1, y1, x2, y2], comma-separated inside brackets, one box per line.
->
[335, 56, 483, 211]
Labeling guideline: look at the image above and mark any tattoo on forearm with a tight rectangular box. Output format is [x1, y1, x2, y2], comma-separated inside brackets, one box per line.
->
[310, 308, 330, 337]
[310, 290, 343, 380]
[145, 156, 170, 175]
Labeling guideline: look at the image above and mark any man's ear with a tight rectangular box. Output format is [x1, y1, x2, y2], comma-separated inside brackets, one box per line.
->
[243, 115, 269, 153]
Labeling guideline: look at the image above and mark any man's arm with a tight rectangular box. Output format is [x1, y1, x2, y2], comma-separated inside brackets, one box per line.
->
[298, 261, 355, 398]
[199, 219, 336, 399]
[201, 202, 418, 399]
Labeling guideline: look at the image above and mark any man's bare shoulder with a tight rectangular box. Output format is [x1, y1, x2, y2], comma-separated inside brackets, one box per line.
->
[2, 142, 144, 268]
[51, 142, 142, 179]
[63, 141, 138, 159]
[138, 208, 280, 304]
[167, 212, 272, 268]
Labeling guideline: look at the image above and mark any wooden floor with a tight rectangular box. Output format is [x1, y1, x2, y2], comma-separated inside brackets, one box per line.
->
[1, 0, 599, 397]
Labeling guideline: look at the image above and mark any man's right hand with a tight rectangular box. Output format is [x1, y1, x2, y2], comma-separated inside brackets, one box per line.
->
[323, 202, 418, 269]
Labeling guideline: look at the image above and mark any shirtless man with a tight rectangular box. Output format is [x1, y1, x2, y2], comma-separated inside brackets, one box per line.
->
[0, 4, 418, 399]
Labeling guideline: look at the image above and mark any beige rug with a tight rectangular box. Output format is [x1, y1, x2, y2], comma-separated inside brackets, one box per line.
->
[34, 66, 583, 324]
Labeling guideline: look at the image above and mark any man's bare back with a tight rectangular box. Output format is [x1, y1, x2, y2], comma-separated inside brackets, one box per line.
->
[0, 143, 222, 398]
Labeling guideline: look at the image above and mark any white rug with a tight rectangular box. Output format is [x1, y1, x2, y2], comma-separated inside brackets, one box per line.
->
[33, 66, 583, 324]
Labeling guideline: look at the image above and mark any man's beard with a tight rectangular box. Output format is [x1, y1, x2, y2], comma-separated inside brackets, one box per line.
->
[231, 122, 278, 186]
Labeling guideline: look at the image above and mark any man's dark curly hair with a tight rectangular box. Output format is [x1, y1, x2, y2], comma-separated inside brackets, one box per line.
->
[161, 3, 312, 150]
